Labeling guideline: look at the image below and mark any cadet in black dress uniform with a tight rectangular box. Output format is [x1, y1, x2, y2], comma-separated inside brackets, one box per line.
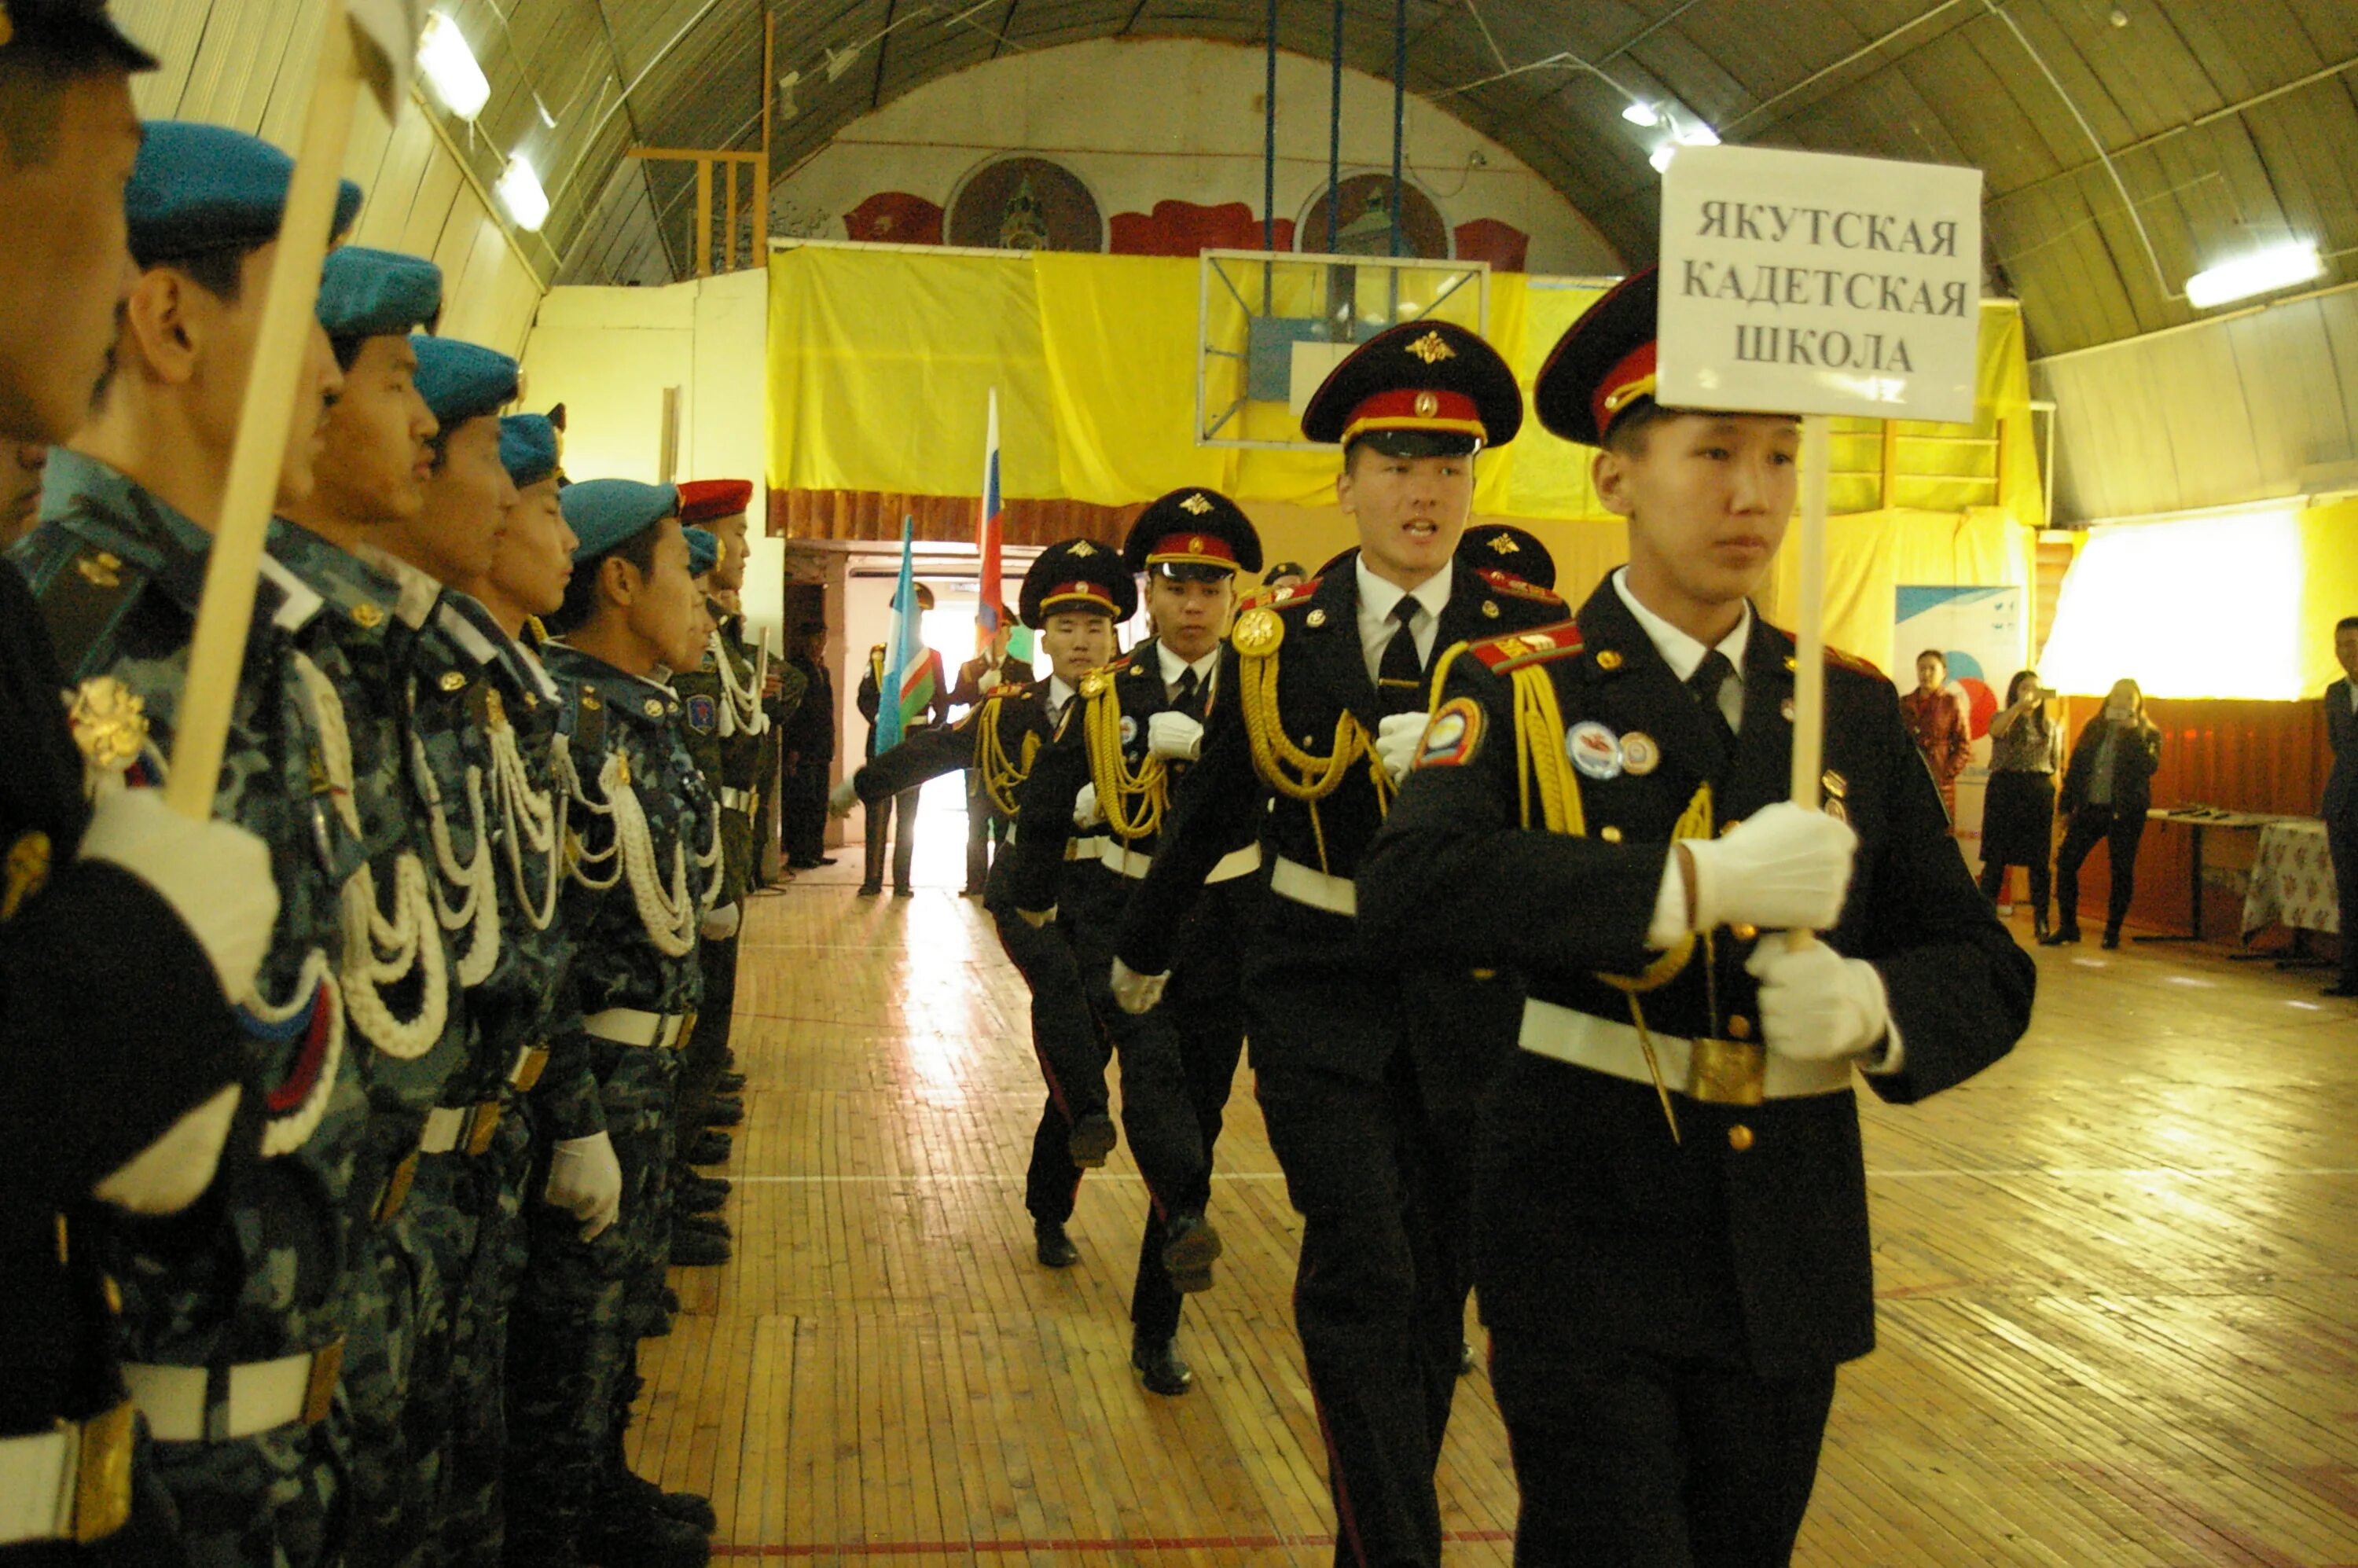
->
[1107, 322, 1564, 1568]
[1005, 490, 1265, 1396]
[832, 542, 1129, 1267]
[1357, 268, 2038, 1567]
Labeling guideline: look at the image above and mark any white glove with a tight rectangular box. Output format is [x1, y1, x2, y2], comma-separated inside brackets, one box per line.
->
[1374, 712, 1428, 784]
[1681, 802, 1857, 934]
[827, 779, 861, 818]
[1746, 938, 1890, 1063]
[1073, 782, 1104, 830]
[78, 788, 279, 1002]
[545, 1131, 623, 1240]
[91, 1084, 241, 1215]
[1147, 712, 1203, 762]
[700, 902, 740, 941]
[1110, 956, 1169, 1015]
[1014, 905, 1057, 930]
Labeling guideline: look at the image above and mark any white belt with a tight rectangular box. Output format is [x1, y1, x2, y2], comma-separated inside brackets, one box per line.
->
[582, 1008, 688, 1050]
[1066, 834, 1105, 864]
[417, 1100, 504, 1158]
[0, 1400, 131, 1545]
[1269, 855, 1355, 916]
[1100, 843, 1154, 880]
[1203, 844, 1263, 885]
[123, 1340, 343, 1444]
[718, 786, 754, 811]
[1519, 999, 1852, 1100]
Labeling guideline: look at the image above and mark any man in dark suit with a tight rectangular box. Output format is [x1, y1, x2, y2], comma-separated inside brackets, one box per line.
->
[2325, 615, 2358, 997]
[857, 583, 953, 895]
[1107, 321, 1566, 1568]
[949, 606, 1021, 897]
[779, 619, 837, 871]
[1358, 268, 2037, 1567]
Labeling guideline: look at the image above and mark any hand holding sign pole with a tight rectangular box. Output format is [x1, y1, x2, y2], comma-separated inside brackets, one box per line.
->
[162, 0, 422, 819]
[1655, 145, 1982, 942]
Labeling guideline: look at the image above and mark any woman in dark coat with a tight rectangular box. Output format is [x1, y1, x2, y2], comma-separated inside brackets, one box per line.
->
[1978, 669, 2062, 939]
[2043, 677, 2164, 949]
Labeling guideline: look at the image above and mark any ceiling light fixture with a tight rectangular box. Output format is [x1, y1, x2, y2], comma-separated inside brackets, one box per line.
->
[777, 68, 801, 119]
[417, 12, 491, 123]
[495, 154, 550, 232]
[2184, 241, 2323, 309]
[1622, 101, 1659, 126]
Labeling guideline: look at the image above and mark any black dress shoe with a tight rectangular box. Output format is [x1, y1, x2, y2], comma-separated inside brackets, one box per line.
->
[578, 1499, 711, 1567]
[669, 1228, 731, 1268]
[2101, 929, 2121, 949]
[2039, 926, 2081, 946]
[1067, 1112, 1117, 1169]
[685, 1130, 733, 1166]
[678, 1213, 731, 1241]
[714, 1071, 747, 1096]
[700, 1096, 744, 1129]
[892, 886, 915, 898]
[856, 883, 883, 897]
[1035, 1221, 1078, 1269]
[675, 1173, 729, 1214]
[1131, 1336, 1194, 1397]
[609, 1467, 719, 1533]
[1160, 1211, 1223, 1294]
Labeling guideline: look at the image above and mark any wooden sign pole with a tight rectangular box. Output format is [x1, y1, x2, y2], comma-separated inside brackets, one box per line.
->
[1787, 412, 1832, 816]
[163, 0, 362, 818]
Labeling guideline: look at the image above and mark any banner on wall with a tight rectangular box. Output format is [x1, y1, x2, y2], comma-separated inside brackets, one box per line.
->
[1894, 586, 2024, 868]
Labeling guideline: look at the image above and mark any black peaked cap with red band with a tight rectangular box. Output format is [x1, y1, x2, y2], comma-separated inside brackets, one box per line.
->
[1021, 537, 1137, 630]
[1299, 318, 1523, 454]
[1122, 487, 1264, 580]
[1456, 523, 1556, 590]
[1533, 267, 1662, 449]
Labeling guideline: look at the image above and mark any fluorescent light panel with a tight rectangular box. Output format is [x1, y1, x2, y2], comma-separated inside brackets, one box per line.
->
[496, 155, 549, 232]
[417, 12, 490, 122]
[2185, 241, 2323, 309]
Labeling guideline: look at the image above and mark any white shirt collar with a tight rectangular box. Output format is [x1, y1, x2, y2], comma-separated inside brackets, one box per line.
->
[1356, 555, 1453, 629]
[1046, 674, 1076, 714]
[1155, 639, 1218, 689]
[1611, 568, 1751, 685]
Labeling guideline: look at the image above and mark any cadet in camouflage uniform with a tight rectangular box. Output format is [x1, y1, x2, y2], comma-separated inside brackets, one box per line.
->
[507, 479, 720, 1568]
[11, 123, 371, 1567]
[275, 246, 475, 1568]
[365, 339, 592, 1566]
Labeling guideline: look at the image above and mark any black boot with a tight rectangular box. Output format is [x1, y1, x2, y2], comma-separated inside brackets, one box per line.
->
[685, 1130, 732, 1166]
[1159, 1211, 1222, 1294]
[576, 1497, 711, 1567]
[700, 1096, 744, 1129]
[670, 1228, 731, 1267]
[2101, 927, 2121, 949]
[1034, 1220, 1078, 1268]
[1131, 1335, 1193, 1396]
[2040, 924, 2081, 946]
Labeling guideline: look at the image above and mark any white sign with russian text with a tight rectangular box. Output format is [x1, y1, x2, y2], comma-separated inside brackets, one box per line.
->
[1657, 145, 1984, 424]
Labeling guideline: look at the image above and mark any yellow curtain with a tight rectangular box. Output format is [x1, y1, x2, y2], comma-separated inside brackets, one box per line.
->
[1754, 507, 2033, 676]
[2297, 499, 2358, 696]
[766, 248, 2041, 529]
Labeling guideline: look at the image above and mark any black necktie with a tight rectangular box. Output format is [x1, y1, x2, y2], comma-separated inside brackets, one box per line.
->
[1172, 666, 1201, 715]
[1378, 599, 1425, 716]
[1688, 649, 1738, 757]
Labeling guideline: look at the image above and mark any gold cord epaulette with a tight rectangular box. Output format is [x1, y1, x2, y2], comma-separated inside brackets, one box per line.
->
[1228, 597, 1383, 872]
[974, 693, 1039, 817]
[1081, 666, 1166, 841]
[1510, 660, 1712, 1142]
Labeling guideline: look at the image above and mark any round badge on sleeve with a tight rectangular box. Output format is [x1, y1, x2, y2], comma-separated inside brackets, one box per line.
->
[1620, 731, 1660, 776]
[1566, 721, 1624, 780]
[1119, 714, 1139, 747]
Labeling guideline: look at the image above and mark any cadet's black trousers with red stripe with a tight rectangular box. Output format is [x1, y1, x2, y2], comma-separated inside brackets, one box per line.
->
[1242, 897, 1467, 1568]
[990, 901, 1111, 1226]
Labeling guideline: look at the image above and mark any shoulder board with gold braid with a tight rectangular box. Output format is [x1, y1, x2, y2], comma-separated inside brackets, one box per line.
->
[1236, 577, 1324, 615]
[1824, 644, 1883, 679]
[1465, 619, 1584, 675]
[988, 681, 1029, 700]
[1476, 566, 1563, 605]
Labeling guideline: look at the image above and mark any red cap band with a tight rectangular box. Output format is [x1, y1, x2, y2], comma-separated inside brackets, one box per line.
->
[1591, 342, 1658, 444]
[1339, 387, 1486, 446]
[1147, 531, 1238, 567]
[1040, 582, 1118, 615]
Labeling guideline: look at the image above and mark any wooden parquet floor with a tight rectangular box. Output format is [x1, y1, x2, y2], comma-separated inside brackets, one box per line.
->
[632, 815, 2358, 1566]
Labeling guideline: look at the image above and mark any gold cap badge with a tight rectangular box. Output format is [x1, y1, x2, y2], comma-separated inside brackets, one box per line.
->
[1405, 330, 1455, 365]
[1180, 493, 1213, 516]
[1414, 391, 1439, 417]
[69, 677, 148, 773]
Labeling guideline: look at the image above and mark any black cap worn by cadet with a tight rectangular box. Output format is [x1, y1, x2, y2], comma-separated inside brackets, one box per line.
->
[1298, 318, 1523, 459]
[1020, 538, 1136, 630]
[1456, 523, 1556, 591]
[0, 0, 156, 69]
[1533, 266, 1665, 449]
[1122, 487, 1263, 582]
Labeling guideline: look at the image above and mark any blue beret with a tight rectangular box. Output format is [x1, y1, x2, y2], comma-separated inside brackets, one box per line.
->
[315, 247, 440, 340]
[126, 122, 364, 267]
[683, 527, 718, 577]
[411, 336, 516, 425]
[498, 414, 559, 488]
[562, 479, 678, 564]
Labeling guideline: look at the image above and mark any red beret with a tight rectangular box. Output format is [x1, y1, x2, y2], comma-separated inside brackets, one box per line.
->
[677, 479, 755, 523]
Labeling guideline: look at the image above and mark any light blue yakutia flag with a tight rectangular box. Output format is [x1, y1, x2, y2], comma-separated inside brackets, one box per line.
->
[876, 517, 931, 751]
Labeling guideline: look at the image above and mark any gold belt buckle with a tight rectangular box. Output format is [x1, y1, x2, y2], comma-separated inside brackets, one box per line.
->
[376, 1150, 420, 1224]
[300, 1338, 345, 1427]
[465, 1101, 504, 1157]
[670, 1012, 697, 1051]
[1686, 1038, 1766, 1106]
[69, 1397, 135, 1544]
[509, 1044, 550, 1092]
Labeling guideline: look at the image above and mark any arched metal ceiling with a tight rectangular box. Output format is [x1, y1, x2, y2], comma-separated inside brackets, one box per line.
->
[443, 0, 2358, 358]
